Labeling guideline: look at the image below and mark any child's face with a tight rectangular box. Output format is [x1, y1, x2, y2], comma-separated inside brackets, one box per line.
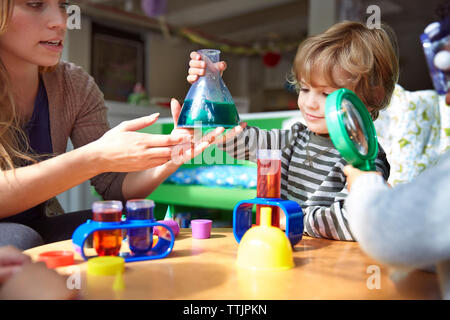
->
[297, 72, 341, 135]
[0, 0, 67, 68]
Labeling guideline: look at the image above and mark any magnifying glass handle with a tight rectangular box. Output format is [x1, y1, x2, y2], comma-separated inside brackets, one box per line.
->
[357, 160, 376, 172]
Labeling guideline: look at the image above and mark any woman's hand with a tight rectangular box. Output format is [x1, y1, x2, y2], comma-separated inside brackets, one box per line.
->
[0, 246, 31, 285]
[187, 51, 227, 84]
[168, 98, 226, 166]
[89, 113, 192, 173]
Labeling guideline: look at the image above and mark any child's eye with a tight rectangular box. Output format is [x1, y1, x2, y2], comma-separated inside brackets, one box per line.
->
[27, 1, 44, 9]
[323, 92, 330, 97]
[300, 88, 309, 93]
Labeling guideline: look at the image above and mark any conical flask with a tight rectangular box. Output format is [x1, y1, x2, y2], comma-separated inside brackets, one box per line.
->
[177, 49, 240, 128]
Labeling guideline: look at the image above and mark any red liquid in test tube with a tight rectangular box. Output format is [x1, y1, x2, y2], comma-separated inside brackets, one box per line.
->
[256, 150, 281, 228]
[92, 201, 123, 256]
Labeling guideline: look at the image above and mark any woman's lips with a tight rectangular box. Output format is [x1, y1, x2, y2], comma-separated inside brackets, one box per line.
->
[39, 41, 64, 53]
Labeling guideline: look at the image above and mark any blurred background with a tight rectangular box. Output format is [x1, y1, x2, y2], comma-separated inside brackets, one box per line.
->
[59, 0, 449, 213]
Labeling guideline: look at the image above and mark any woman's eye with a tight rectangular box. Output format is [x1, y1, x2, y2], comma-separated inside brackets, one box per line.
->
[300, 88, 309, 93]
[323, 92, 330, 97]
[60, 1, 71, 9]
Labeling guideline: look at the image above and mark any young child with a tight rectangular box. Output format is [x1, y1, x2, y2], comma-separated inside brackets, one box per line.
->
[181, 21, 399, 241]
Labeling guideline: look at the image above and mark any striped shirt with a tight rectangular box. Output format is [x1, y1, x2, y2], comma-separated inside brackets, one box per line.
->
[219, 122, 390, 241]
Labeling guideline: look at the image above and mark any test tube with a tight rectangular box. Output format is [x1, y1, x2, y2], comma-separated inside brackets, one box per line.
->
[92, 201, 123, 256]
[256, 149, 281, 227]
[126, 199, 155, 255]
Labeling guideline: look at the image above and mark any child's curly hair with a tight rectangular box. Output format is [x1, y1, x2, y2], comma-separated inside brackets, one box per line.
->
[290, 21, 399, 120]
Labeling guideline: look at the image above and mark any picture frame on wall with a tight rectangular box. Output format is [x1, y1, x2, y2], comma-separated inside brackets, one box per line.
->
[91, 23, 145, 102]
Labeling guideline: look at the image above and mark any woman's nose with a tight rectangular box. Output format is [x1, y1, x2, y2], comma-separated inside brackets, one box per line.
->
[46, 5, 68, 31]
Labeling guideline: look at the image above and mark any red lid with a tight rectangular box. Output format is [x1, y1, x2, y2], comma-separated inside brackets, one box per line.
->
[37, 251, 74, 269]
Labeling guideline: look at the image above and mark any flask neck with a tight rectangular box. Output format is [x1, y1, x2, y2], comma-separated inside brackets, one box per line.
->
[198, 49, 221, 76]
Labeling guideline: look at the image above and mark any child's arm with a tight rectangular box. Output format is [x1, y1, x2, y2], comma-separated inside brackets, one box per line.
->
[301, 147, 391, 241]
[217, 125, 296, 162]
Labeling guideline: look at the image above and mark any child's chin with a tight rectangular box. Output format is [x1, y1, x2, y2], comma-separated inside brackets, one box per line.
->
[308, 125, 328, 135]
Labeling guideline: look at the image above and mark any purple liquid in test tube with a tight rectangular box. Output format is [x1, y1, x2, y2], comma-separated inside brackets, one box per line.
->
[126, 199, 155, 255]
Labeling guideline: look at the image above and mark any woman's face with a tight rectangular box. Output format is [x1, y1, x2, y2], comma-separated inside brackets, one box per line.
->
[0, 0, 69, 68]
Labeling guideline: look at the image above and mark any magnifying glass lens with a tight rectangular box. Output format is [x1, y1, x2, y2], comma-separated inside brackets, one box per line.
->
[341, 99, 369, 156]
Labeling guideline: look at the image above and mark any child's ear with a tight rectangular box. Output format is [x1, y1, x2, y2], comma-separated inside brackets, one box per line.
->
[372, 86, 385, 105]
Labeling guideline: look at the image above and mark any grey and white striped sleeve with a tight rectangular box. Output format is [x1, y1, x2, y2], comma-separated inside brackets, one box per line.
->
[303, 193, 356, 241]
[218, 126, 295, 162]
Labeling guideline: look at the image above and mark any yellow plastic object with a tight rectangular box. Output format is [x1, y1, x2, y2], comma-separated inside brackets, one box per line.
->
[87, 256, 125, 276]
[236, 207, 294, 271]
[112, 270, 125, 291]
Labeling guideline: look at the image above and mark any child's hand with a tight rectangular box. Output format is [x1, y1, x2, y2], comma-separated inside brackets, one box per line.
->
[187, 51, 227, 84]
[343, 165, 381, 191]
[0, 246, 31, 284]
[214, 122, 247, 145]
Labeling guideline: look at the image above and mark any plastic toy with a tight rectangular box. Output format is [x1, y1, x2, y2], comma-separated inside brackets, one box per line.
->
[233, 197, 303, 247]
[325, 88, 378, 171]
[37, 251, 74, 269]
[191, 219, 212, 239]
[177, 49, 240, 128]
[72, 219, 175, 263]
[87, 256, 125, 291]
[236, 206, 294, 271]
[154, 205, 180, 237]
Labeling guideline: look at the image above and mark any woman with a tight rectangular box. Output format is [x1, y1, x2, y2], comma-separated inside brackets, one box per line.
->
[0, 0, 224, 249]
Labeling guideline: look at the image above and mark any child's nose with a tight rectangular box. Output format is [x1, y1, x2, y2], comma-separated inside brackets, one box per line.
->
[305, 93, 320, 110]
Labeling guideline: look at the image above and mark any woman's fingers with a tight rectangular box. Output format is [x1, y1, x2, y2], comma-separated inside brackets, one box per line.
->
[138, 133, 191, 148]
[119, 113, 160, 132]
[169, 127, 224, 165]
[170, 98, 182, 129]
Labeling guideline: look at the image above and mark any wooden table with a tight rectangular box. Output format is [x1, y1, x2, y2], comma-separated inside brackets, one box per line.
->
[25, 228, 440, 300]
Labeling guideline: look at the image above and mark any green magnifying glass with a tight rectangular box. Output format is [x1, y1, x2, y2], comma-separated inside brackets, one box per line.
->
[325, 88, 378, 171]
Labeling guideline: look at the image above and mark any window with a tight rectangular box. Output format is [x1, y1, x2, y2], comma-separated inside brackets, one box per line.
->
[91, 23, 145, 102]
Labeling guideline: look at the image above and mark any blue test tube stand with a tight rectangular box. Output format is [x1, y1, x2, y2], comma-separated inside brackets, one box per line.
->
[72, 219, 175, 263]
[233, 198, 304, 247]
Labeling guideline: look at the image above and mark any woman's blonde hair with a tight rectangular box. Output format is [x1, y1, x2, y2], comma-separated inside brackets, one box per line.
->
[0, 0, 56, 170]
[291, 21, 399, 120]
